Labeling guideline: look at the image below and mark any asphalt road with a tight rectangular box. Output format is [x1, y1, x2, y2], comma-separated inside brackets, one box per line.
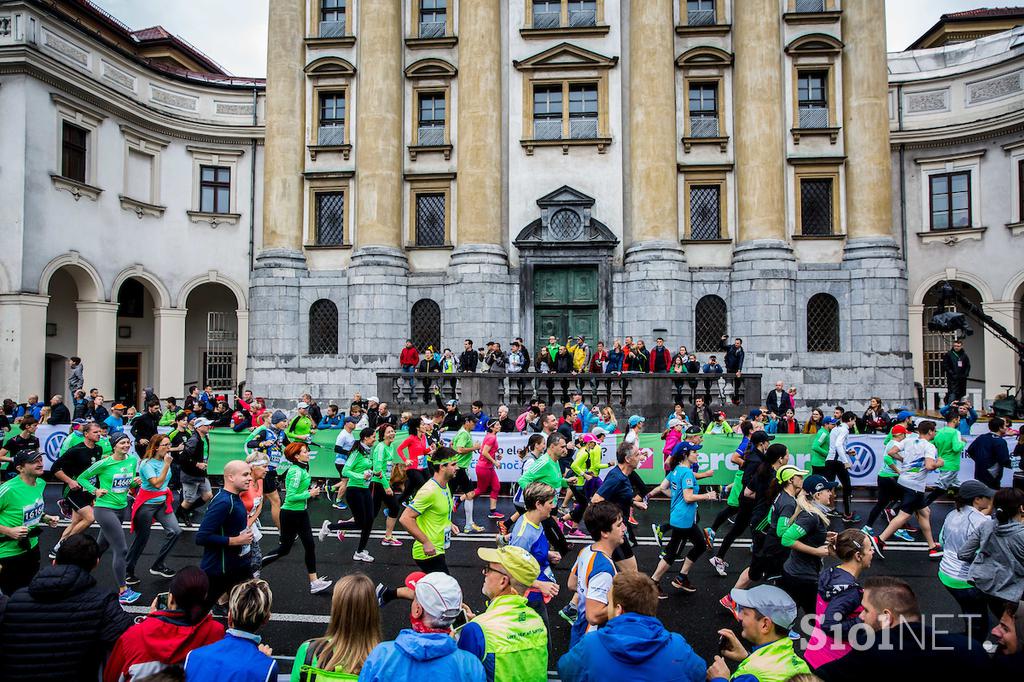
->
[36, 484, 965, 677]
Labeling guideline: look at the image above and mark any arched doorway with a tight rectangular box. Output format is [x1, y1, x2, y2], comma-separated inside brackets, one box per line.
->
[44, 269, 79, 400]
[921, 281, 985, 408]
[184, 283, 240, 397]
[42, 257, 104, 401]
[114, 278, 158, 408]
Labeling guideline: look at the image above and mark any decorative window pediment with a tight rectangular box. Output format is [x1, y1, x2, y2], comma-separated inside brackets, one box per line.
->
[304, 56, 357, 76]
[785, 33, 843, 56]
[405, 58, 457, 80]
[514, 186, 619, 247]
[676, 46, 733, 69]
[513, 42, 618, 72]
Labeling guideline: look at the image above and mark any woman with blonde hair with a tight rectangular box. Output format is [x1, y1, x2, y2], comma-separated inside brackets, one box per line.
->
[780, 474, 839, 614]
[291, 573, 382, 681]
[242, 452, 269, 574]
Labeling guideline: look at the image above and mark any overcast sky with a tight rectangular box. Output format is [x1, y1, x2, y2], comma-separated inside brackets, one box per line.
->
[92, 0, 1005, 78]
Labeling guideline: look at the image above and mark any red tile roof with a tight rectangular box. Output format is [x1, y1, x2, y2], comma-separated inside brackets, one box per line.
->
[942, 7, 1024, 20]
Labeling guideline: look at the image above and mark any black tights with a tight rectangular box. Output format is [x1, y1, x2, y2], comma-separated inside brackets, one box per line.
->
[662, 525, 707, 568]
[822, 460, 853, 515]
[262, 509, 316, 574]
[716, 496, 754, 560]
[329, 486, 375, 551]
[710, 504, 737, 532]
[867, 476, 902, 528]
[400, 469, 429, 506]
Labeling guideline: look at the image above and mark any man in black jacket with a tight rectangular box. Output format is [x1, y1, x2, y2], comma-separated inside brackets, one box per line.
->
[459, 339, 479, 372]
[130, 400, 162, 452]
[47, 395, 71, 425]
[942, 339, 970, 405]
[687, 397, 714, 431]
[765, 380, 795, 416]
[721, 336, 745, 374]
[178, 418, 214, 525]
[966, 417, 1012, 489]
[0, 534, 132, 682]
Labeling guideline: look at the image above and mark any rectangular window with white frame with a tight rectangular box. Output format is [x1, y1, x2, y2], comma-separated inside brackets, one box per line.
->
[533, 85, 563, 140]
[929, 171, 971, 230]
[200, 166, 231, 214]
[318, 91, 346, 146]
[797, 71, 829, 129]
[686, 0, 716, 25]
[417, 92, 446, 146]
[688, 82, 719, 137]
[61, 122, 88, 183]
[568, 83, 598, 139]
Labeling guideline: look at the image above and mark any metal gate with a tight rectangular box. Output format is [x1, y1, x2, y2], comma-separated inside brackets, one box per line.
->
[204, 311, 236, 391]
[922, 302, 957, 388]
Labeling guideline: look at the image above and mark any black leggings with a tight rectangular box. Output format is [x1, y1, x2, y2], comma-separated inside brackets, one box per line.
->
[822, 460, 853, 515]
[372, 482, 402, 519]
[262, 509, 317, 574]
[780, 571, 818, 615]
[400, 469, 429, 506]
[710, 504, 738, 532]
[867, 476, 902, 528]
[662, 525, 707, 566]
[329, 486, 375, 551]
[716, 496, 754, 560]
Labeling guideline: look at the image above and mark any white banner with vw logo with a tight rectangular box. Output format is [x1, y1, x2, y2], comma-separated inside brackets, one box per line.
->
[846, 436, 1016, 488]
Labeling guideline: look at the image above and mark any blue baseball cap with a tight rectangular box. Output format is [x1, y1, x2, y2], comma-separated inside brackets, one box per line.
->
[748, 409, 763, 419]
[674, 441, 703, 453]
[345, 416, 361, 424]
[822, 416, 837, 425]
[895, 410, 914, 422]
[803, 474, 840, 494]
[628, 415, 646, 428]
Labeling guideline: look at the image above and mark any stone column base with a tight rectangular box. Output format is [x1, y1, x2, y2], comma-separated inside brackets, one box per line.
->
[445, 244, 514, 345]
[618, 241, 689, 340]
[347, 247, 410, 391]
[730, 240, 797, 353]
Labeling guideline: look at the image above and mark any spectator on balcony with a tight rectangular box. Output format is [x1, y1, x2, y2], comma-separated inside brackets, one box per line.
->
[684, 353, 701, 374]
[671, 356, 687, 374]
[622, 344, 642, 372]
[399, 340, 420, 390]
[554, 346, 574, 374]
[440, 348, 458, 374]
[765, 381, 795, 416]
[508, 342, 527, 375]
[649, 338, 673, 373]
[537, 335, 559, 373]
[940, 400, 978, 437]
[673, 345, 690, 368]
[484, 342, 508, 373]
[634, 340, 650, 373]
[607, 340, 625, 373]
[701, 355, 724, 374]
[459, 339, 479, 373]
[721, 337, 745, 375]
[568, 336, 591, 373]
[418, 347, 440, 374]
[590, 341, 609, 373]
[317, 404, 344, 430]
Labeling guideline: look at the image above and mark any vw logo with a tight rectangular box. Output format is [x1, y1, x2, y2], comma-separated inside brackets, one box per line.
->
[44, 431, 67, 463]
[847, 442, 876, 479]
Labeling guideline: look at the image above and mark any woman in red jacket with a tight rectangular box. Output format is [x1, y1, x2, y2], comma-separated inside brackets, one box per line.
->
[104, 566, 224, 682]
[396, 418, 429, 506]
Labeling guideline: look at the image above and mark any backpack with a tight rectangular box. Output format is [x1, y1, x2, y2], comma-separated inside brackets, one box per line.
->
[297, 638, 358, 682]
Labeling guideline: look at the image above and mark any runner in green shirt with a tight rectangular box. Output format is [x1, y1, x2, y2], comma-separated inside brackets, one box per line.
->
[400, 446, 461, 572]
[0, 451, 59, 596]
[451, 415, 483, 533]
[370, 425, 403, 545]
[932, 412, 965, 493]
[57, 427, 112, 458]
[75, 432, 142, 603]
[286, 403, 317, 443]
[810, 418, 836, 474]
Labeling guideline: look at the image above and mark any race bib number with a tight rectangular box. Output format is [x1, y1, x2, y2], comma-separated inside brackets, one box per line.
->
[443, 526, 452, 550]
[23, 499, 44, 527]
[268, 447, 282, 466]
[111, 473, 133, 493]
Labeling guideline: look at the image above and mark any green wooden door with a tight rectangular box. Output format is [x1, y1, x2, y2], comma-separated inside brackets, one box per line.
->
[533, 267, 599, 358]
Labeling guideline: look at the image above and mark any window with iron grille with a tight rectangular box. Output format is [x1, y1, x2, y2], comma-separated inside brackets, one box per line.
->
[418, 92, 446, 146]
[687, 0, 716, 25]
[411, 299, 441, 353]
[806, 293, 839, 352]
[315, 191, 345, 245]
[796, 0, 826, 12]
[200, 165, 231, 213]
[568, 0, 597, 27]
[318, 92, 345, 146]
[694, 295, 727, 352]
[689, 185, 721, 240]
[568, 84, 598, 139]
[688, 83, 719, 137]
[800, 178, 833, 236]
[797, 71, 828, 128]
[61, 121, 88, 183]
[419, 0, 446, 37]
[309, 299, 338, 354]
[533, 0, 561, 28]
[929, 172, 971, 230]
[415, 193, 446, 246]
[533, 85, 563, 139]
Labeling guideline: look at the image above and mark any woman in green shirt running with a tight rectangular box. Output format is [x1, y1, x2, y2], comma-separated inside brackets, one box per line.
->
[260, 442, 333, 594]
[371, 425, 403, 546]
[290, 574, 381, 681]
[76, 431, 141, 604]
[319, 428, 379, 562]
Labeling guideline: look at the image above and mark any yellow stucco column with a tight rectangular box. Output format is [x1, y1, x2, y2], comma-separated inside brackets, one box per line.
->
[455, 0, 503, 250]
[261, 0, 305, 252]
[354, 0, 403, 249]
[733, 0, 785, 242]
[627, 0, 678, 246]
[842, 0, 894, 239]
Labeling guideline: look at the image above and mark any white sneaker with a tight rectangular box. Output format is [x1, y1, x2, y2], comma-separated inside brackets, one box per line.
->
[318, 520, 331, 542]
[310, 577, 333, 594]
[353, 550, 375, 563]
[709, 556, 729, 577]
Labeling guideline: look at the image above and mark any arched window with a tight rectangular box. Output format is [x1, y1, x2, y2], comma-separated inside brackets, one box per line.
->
[411, 299, 441, 353]
[308, 299, 338, 354]
[694, 295, 727, 352]
[806, 293, 839, 352]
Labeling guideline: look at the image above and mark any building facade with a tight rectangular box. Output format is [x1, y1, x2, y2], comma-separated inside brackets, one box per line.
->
[250, 0, 913, 409]
[0, 0, 264, 406]
[890, 24, 1024, 408]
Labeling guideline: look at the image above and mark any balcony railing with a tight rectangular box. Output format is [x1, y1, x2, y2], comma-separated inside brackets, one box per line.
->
[317, 124, 345, 146]
[377, 371, 762, 420]
[568, 8, 597, 26]
[689, 116, 720, 138]
[796, 0, 826, 12]
[417, 125, 445, 146]
[418, 20, 445, 38]
[569, 118, 598, 139]
[798, 106, 829, 129]
[687, 9, 716, 25]
[319, 19, 346, 38]
[533, 11, 560, 29]
[533, 119, 562, 140]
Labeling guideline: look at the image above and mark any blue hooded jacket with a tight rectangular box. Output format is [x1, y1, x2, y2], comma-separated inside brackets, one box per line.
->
[557, 613, 705, 682]
[359, 629, 485, 682]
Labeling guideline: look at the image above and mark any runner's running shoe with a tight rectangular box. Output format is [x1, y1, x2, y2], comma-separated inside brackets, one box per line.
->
[860, 525, 873, 535]
[497, 521, 507, 535]
[488, 511, 505, 519]
[883, 507, 897, 523]
[380, 537, 403, 546]
[869, 535, 885, 560]
[464, 523, 485, 533]
[892, 529, 914, 543]
[375, 582, 387, 607]
[57, 498, 72, 519]
[657, 585, 669, 600]
[719, 594, 740, 620]
[628, 511, 638, 526]
[150, 565, 175, 578]
[703, 527, 716, 550]
[125, 574, 141, 586]
[332, 500, 348, 511]
[842, 512, 862, 524]
[119, 588, 142, 605]
[310, 577, 333, 594]
[928, 546, 944, 559]
[651, 523, 665, 549]
[671, 575, 696, 593]
[558, 603, 578, 625]
[353, 550, 375, 563]
[567, 528, 587, 538]
[318, 520, 331, 542]
[709, 556, 728, 577]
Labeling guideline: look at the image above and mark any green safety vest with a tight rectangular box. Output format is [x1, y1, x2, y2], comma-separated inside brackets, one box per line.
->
[732, 637, 810, 682]
[472, 594, 548, 682]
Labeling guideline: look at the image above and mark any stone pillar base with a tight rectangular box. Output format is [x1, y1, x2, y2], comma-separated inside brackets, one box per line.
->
[247, 249, 308, 391]
[618, 241, 689, 340]
[347, 248, 409, 388]
[253, 248, 307, 272]
[445, 244, 514, 346]
[0, 294, 48, 400]
[730, 240, 797, 355]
